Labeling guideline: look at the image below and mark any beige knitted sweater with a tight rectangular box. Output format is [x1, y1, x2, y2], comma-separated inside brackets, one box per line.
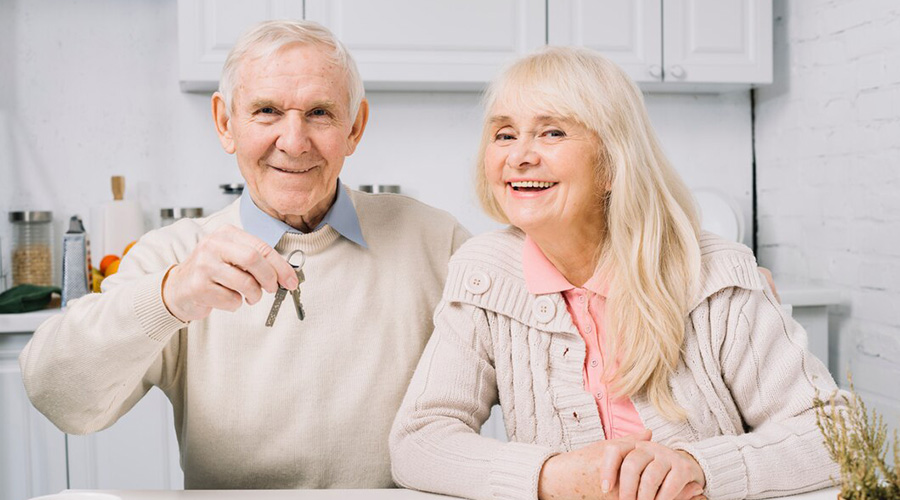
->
[390, 228, 843, 500]
[20, 190, 469, 489]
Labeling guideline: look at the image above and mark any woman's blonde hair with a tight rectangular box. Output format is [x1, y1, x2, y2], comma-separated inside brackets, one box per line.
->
[476, 46, 701, 420]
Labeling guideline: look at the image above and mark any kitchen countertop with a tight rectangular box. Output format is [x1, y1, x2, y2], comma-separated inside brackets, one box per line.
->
[0, 308, 59, 334]
[44, 488, 841, 500]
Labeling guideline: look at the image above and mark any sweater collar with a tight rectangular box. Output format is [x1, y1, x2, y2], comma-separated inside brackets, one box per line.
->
[239, 179, 367, 249]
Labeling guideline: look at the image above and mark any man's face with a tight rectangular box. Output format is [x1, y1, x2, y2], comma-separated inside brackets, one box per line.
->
[213, 43, 367, 228]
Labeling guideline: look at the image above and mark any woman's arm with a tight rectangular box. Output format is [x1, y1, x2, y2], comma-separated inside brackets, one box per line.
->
[390, 300, 558, 500]
[676, 286, 846, 500]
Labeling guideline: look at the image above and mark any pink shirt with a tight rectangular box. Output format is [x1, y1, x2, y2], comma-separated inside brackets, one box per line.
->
[522, 236, 645, 439]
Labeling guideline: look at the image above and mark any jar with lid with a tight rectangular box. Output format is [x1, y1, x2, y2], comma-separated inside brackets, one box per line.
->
[160, 208, 176, 227]
[9, 211, 54, 286]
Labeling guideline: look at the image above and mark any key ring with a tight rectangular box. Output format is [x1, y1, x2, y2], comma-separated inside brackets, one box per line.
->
[287, 249, 306, 270]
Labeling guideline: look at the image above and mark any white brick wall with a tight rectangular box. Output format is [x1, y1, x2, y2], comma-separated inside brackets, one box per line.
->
[755, 1, 900, 426]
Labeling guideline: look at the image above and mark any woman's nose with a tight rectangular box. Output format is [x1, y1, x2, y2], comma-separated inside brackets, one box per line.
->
[275, 114, 312, 156]
[507, 137, 539, 169]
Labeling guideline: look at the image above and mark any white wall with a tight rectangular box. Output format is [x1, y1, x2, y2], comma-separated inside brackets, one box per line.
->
[755, 1, 900, 425]
[0, 0, 753, 285]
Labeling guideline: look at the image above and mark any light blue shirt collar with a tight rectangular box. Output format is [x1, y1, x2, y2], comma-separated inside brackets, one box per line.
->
[239, 179, 367, 249]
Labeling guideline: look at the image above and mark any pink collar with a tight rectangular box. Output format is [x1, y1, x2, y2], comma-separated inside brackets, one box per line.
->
[522, 236, 609, 297]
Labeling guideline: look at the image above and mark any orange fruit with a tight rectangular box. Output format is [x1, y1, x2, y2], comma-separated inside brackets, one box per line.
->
[122, 241, 137, 256]
[104, 259, 121, 277]
[99, 254, 120, 274]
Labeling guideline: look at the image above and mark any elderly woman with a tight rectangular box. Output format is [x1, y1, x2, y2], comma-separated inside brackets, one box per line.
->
[389, 47, 843, 500]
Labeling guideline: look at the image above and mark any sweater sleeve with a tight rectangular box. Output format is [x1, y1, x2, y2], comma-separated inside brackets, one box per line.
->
[676, 286, 844, 500]
[390, 300, 557, 500]
[19, 227, 188, 435]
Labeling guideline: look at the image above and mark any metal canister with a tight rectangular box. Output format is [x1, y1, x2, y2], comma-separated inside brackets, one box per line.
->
[9, 211, 54, 286]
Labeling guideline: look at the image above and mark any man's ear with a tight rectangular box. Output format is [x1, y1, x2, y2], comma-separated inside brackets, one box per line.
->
[212, 92, 236, 154]
[345, 98, 369, 155]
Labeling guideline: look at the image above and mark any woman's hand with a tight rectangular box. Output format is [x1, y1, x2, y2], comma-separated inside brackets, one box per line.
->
[538, 430, 651, 500]
[617, 440, 706, 500]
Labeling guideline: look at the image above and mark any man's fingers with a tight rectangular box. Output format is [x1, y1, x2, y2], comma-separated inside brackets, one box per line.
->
[212, 264, 264, 305]
[216, 226, 295, 292]
[200, 281, 244, 312]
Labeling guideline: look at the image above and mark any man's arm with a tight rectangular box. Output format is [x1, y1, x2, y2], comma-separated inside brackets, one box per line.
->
[19, 229, 187, 434]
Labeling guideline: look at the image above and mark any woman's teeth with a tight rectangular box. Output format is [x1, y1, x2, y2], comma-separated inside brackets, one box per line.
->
[510, 181, 557, 191]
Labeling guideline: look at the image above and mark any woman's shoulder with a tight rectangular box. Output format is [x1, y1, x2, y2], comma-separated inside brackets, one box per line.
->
[449, 226, 525, 265]
[690, 231, 767, 310]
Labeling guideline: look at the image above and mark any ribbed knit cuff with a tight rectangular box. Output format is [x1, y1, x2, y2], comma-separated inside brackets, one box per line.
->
[133, 269, 187, 342]
[676, 438, 748, 500]
[489, 442, 558, 500]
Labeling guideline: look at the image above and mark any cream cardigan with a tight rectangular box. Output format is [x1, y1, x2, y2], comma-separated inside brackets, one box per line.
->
[390, 228, 843, 500]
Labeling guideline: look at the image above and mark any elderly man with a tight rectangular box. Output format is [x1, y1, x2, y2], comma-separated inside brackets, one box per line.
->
[20, 20, 468, 489]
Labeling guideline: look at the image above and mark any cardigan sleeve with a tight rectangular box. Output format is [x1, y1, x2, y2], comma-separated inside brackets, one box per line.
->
[19, 226, 187, 435]
[390, 300, 558, 500]
[676, 286, 845, 500]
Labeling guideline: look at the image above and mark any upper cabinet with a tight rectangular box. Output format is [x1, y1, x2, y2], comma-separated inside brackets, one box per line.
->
[178, 0, 771, 92]
[305, 0, 547, 90]
[548, 0, 772, 89]
[178, 0, 305, 91]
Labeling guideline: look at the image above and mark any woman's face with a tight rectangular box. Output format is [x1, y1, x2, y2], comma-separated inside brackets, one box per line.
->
[484, 100, 606, 236]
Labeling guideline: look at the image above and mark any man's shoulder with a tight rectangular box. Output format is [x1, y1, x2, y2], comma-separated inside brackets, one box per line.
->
[347, 189, 467, 245]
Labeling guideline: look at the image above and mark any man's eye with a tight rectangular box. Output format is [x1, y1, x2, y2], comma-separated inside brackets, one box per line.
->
[257, 107, 277, 115]
[310, 109, 329, 117]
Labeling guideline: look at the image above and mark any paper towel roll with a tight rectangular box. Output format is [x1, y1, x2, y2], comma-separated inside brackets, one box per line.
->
[90, 200, 144, 265]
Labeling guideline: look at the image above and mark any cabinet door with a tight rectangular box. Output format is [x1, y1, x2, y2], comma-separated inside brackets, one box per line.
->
[0, 334, 68, 500]
[663, 0, 772, 84]
[548, 0, 662, 83]
[67, 387, 183, 490]
[178, 0, 305, 91]
[305, 0, 546, 90]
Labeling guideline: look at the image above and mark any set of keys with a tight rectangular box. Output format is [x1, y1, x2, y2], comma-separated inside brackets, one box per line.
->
[265, 249, 306, 327]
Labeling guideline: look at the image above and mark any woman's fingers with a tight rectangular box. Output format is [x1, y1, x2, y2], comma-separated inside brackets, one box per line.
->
[636, 458, 670, 500]
[601, 430, 652, 493]
[618, 448, 652, 500]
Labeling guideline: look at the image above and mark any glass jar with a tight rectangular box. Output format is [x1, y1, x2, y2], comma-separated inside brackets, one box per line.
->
[160, 208, 176, 227]
[179, 207, 204, 219]
[9, 211, 54, 286]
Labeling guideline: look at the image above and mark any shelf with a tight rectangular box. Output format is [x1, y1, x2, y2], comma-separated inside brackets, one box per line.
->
[0, 309, 60, 334]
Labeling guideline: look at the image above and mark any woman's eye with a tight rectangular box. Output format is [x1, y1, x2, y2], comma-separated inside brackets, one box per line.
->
[494, 133, 515, 141]
[544, 129, 566, 138]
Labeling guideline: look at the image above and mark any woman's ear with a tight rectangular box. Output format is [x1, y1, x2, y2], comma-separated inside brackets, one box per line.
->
[212, 92, 236, 154]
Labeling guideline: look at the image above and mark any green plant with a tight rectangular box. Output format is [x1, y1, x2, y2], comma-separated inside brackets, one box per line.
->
[813, 377, 900, 500]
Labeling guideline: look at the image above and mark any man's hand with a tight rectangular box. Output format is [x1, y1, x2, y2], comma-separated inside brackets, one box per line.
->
[538, 430, 651, 500]
[162, 225, 299, 322]
[617, 440, 706, 500]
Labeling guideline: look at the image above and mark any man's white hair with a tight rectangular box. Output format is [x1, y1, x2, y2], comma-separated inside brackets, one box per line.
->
[219, 20, 364, 119]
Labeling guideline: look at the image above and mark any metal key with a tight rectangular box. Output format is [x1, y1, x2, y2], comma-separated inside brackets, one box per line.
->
[291, 267, 306, 321]
[265, 250, 306, 327]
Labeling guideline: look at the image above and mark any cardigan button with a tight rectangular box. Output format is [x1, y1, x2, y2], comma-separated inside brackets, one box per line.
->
[464, 271, 491, 295]
[533, 296, 556, 323]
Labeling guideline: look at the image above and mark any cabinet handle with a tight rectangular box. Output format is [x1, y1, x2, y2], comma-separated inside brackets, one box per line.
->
[648, 65, 662, 79]
[669, 65, 686, 79]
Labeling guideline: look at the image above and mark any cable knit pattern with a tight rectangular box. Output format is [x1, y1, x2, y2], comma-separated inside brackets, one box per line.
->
[391, 227, 844, 500]
[20, 189, 470, 489]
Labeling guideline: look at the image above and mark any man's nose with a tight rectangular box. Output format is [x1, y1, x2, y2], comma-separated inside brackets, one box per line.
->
[507, 136, 540, 169]
[275, 113, 312, 156]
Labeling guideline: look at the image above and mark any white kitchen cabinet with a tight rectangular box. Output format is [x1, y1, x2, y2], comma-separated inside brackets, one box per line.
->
[548, 0, 663, 82]
[305, 0, 546, 90]
[178, 0, 305, 91]
[1, 311, 183, 496]
[1, 331, 67, 500]
[67, 387, 183, 490]
[548, 0, 772, 89]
